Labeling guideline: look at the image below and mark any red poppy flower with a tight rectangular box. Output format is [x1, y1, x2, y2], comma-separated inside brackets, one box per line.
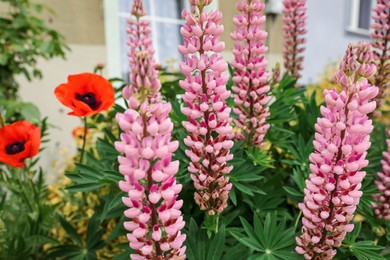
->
[54, 73, 115, 116]
[0, 121, 41, 168]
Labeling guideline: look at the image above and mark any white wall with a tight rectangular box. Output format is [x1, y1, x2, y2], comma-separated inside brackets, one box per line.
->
[302, 0, 369, 84]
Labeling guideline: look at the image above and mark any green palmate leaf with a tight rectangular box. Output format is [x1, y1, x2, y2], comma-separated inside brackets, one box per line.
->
[231, 213, 296, 259]
[283, 186, 303, 197]
[230, 230, 261, 250]
[229, 184, 237, 206]
[67, 183, 105, 192]
[102, 170, 123, 182]
[229, 157, 266, 198]
[206, 225, 226, 260]
[349, 241, 386, 260]
[292, 169, 306, 192]
[74, 164, 101, 181]
[185, 218, 228, 260]
[356, 178, 379, 218]
[58, 216, 82, 247]
[222, 243, 252, 260]
[245, 148, 274, 167]
[86, 215, 105, 251]
[45, 245, 84, 259]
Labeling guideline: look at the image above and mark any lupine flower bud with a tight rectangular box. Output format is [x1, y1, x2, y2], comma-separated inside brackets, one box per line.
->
[115, 1, 186, 258]
[372, 134, 390, 220]
[371, 0, 390, 100]
[131, 0, 146, 17]
[282, 0, 307, 78]
[296, 42, 379, 260]
[230, 0, 271, 147]
[178, 0, 234, 215]
[124, 0, 161, 102]
[339, 42, 376, 79]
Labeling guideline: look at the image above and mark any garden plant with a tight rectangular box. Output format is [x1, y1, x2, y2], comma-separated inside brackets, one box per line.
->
[0, 0, 389, 259]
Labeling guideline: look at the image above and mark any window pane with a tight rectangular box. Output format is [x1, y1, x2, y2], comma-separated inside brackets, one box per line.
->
[155, 22, 183, 66]
[358, 0, 371, 30]
[154, 0, 185, 18]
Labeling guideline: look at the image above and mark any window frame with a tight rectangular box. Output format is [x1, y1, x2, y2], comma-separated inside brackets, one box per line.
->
[347, 0, 375, 36]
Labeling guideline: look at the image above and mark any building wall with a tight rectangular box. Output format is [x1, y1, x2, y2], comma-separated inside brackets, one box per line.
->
[34, 0, 105, 44]
[302, 0, 368, 83]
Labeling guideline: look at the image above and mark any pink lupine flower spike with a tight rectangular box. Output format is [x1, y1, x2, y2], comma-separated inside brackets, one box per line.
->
[282, 0, 307, 79]
[230, 0, 271, 147]
[115, 0, 186, 258]
[178, 0, 234, 215]
[296, 42, 378, 259]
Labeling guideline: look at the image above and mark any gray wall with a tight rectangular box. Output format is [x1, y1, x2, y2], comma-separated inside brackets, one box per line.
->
[302, 0, 369, 84]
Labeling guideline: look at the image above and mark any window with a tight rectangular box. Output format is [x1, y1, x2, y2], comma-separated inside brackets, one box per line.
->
[103, 0, 219, 79]
[348, 0, 375, 35]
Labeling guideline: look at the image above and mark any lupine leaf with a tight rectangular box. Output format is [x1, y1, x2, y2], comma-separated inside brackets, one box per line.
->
[349, 241, 385, 260]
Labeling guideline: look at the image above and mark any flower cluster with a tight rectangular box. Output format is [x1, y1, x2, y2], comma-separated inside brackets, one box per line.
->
[178, 0, 234, 215]
[230, 0, 271, 147]
[371, 0, 390, 99]
[373, 134, 390, 220]
[282, 0, 307, 78]
[296, 43, 379, 259]
[115, 1, 186, 258]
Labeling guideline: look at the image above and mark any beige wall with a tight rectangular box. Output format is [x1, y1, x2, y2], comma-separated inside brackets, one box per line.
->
[220, 2, 283, 55]
[34, 0, 105, 45]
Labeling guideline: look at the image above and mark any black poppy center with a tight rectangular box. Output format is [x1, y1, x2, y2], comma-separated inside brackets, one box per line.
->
[6, 141, 26, 155]
[76, 92, 100, 110]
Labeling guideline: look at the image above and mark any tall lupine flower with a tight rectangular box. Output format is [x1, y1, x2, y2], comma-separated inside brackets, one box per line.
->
[372, 134, 390, 220]
[115, 1, 186, 258]
[230, 0, 271, 147]
[296, 42, 378, 260]
[122, 0, 161, 100]
[371, 0, 390, 100]
[178, 0, 234, 215]
[282, 0, 307, 78]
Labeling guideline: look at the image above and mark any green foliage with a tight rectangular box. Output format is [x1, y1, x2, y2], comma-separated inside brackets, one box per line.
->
[185, 219, 227, 260]
[0, 117, 58, 259]
[230, 212, 298, 260]
[2, 61, 389, 260]
[0, 0, 68, 99]
[0, 100, 41, 123]
[46, 214, 105, 260]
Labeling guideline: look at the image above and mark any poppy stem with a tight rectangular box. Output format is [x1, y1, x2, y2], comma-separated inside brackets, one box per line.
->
[0, 112, 5, 128]
[79, 117, 88, 163]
